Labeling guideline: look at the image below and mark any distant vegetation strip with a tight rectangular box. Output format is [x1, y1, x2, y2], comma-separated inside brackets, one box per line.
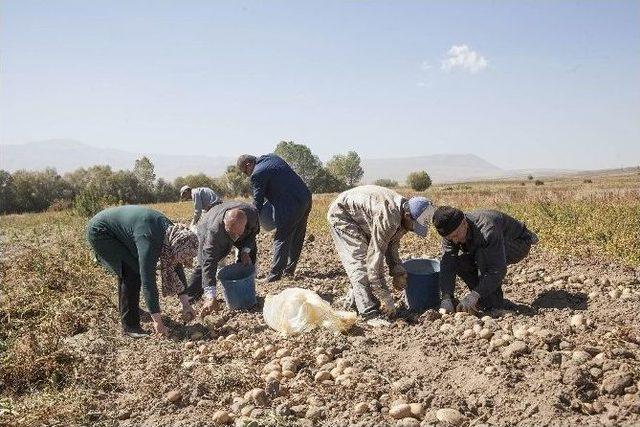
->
[0, 140, 435, 215]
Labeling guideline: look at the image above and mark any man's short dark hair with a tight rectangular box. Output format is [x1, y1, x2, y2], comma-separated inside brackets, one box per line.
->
[236, 154, 256, 169]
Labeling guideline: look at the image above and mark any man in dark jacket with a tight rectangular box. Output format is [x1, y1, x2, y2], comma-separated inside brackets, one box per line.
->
[237, 153, 312, 282]
[433, 206, 539, 313]
[181, 200, 260, 316]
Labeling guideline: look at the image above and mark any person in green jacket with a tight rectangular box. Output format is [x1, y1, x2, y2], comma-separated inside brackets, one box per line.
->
[86, 205, 199, 338]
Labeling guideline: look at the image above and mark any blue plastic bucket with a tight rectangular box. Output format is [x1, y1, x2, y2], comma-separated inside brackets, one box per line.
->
[217, 263, 257, 310]
[260, 202, 276, 232]
[403, 258, 441, 312]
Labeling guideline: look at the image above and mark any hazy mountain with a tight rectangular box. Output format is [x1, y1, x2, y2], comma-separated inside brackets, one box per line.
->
[361, 154, 505, 184]
[0, 140, 576, 183]
[0, 140, 234, 180]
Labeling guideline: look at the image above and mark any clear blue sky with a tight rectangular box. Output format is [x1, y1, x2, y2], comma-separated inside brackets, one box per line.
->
[1, 0, 639, 170]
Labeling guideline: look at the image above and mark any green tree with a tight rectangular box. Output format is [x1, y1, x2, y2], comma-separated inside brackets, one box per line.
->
[407, 171, 432, 191]
[66, 165, 114, 199]
[0, 170, 16, 214]
[308, 167, 348, 194]
[173, 173, 225, 196]
[155, 178, 179, 202]
[274, 140, 322, 185]
[223, 166, 251, 197]
[73, 188, 115, 217]
[133, 156, 156, 190]
[108, 170, 155, 204]
[326, 151, 364, 187]
[373, 178, 398, 188]
[10, 168, 70, 213]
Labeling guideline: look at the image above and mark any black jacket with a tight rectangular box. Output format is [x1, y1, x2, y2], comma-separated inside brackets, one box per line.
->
[196, 201, 260, 291]
[439, 210, 534, 298]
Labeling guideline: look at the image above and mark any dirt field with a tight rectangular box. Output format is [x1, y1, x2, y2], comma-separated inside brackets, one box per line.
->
[1, 173, 639, 426]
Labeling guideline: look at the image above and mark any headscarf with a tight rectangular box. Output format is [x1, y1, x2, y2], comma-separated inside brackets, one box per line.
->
[159, 224, 198, 296]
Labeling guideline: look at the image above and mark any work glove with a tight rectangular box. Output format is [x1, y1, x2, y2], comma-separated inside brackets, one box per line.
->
[391, 265, 408, 291]
[380, 291, 396, 317]
[440, 297, 455, 313]
[456, 290, 481, 314]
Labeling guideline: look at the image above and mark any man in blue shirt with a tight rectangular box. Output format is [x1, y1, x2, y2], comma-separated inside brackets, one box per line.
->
[180, 185, 222, 226]
[237, 153, 312, 282]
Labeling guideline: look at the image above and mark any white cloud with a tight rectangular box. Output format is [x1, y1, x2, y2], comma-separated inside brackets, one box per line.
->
[420, 61, 432, 70]
[441, 44, 488, 73]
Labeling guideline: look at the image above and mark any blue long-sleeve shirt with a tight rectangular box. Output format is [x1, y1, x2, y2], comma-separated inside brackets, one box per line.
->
[250, 154, 311, 226]
[191, 187, 221, 224]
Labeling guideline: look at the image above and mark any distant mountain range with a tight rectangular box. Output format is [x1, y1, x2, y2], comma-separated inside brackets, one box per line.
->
[0, 139, 578, 184]
[1, 140, 233, 181]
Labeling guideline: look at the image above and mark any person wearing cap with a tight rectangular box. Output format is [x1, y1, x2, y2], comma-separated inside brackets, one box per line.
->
[236, 154, 312, 282]
[180, 200, 260, 317]
[327, 185, 435, 320]
[180, 185, 222, 227]
[432, 206, 539, 314]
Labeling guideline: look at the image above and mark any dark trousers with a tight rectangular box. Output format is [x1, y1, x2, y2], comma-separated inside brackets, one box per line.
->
[270, 200, 312, 281]
[183, 242, 258, 301]
[87, 228, 142, 331]
[119, 262, 142, 330]
[456, 238, 532, 310]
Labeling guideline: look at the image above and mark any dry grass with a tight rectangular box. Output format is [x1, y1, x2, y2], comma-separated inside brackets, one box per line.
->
[0, 171, 638, 425]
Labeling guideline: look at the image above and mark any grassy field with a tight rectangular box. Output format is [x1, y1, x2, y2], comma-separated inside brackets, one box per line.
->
[0, 171, 639, 425]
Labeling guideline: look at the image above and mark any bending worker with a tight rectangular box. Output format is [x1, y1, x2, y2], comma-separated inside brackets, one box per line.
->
[433, 206, 539, 314]
[237, 153, 311, 283]
[86, 205, 198, 338]
[180, 200, 260, 317]
[327, 185, 435, 320]
[180, 185, 222, 226]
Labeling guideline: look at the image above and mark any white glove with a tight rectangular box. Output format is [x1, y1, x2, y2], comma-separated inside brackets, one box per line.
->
[440, 298, 454, 313]
[457, 290, 481, 314]
[380, 291, 396, 317]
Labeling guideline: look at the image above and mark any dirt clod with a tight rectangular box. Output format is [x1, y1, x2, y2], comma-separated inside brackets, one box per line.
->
[436, 408, 465, 425]
[165, 390, 182, 403]
[602, 372, 634, 395]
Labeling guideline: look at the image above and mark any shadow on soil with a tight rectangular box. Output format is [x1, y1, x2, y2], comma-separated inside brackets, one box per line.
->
[302, 268, 345, 280]
[531, 289, 588, 310]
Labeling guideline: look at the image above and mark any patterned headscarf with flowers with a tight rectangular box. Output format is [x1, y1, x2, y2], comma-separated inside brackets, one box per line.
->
[159, 224, 198, 296]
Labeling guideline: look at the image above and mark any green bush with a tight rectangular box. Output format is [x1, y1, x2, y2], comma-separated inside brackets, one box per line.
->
[73, 190, 114, 217]
[309, 168, 347, 194]
[374, 178, 398, 188]
[407, 171, 432, 191]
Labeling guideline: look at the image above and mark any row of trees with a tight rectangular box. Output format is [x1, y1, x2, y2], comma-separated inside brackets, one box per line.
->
[273, 141, 363, 193]
[273, 141, 431, 192]
[1, 141, 432, 215]
[0, 158, 254, 215]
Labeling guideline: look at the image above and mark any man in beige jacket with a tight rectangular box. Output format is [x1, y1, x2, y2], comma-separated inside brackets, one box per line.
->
[327, 185, 435, 321]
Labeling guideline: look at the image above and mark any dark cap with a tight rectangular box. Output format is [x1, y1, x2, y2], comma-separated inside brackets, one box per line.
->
[432, 206, 465, 237]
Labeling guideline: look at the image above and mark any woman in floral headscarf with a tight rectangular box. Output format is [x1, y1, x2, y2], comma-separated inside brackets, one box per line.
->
[87, 205, 199, 338]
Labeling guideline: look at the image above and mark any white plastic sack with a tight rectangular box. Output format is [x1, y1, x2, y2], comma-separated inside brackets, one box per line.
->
[263, 288, 357, 335]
